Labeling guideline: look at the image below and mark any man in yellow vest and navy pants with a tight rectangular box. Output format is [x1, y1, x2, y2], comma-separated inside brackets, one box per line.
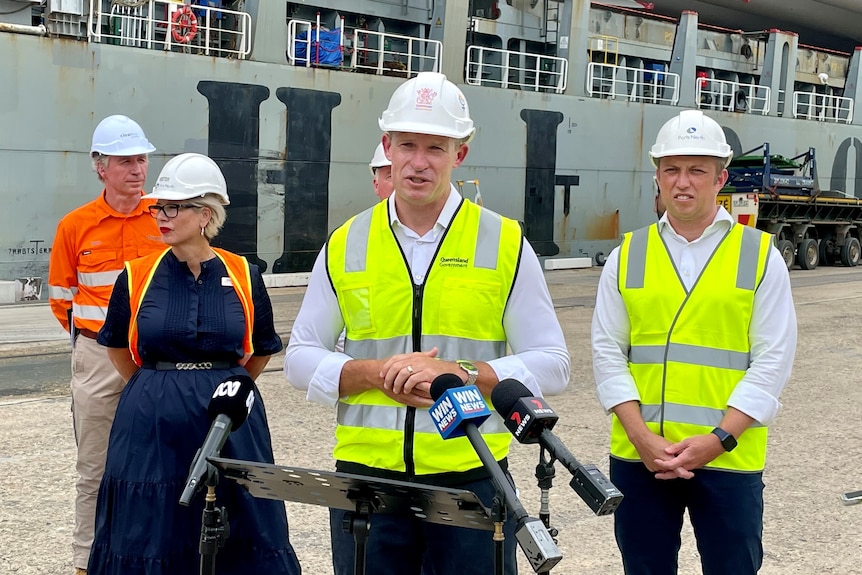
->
[591, 110, 797, 575]
[284, 72, 569, 575]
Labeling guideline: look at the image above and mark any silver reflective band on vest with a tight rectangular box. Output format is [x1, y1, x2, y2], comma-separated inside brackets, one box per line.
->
[48, 285, 76, 301]
[72, 303, 108, 321]
[641, 402, 764, 429]
[630, 342, 750, 371]
[344, 330, 506, 362]
[736, 226, 762, 290]
[77, 269, 122, 287]
[338, 402, 509, 434]
[625, 227, 649, 289]
[344, 209, 373, 273]
[474, 209, 503, 270]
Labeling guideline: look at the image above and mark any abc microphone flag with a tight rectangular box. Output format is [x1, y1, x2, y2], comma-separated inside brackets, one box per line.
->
[179, 375, 256, 506]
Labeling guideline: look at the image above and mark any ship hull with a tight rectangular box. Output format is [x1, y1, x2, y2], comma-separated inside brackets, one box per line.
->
[2, 34, 861, 282]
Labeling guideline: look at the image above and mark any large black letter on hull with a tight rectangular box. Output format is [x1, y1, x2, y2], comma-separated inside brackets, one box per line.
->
[273, 88, 342, 273]
[520, 110, 563, 256]
[197, 81, 270, 270]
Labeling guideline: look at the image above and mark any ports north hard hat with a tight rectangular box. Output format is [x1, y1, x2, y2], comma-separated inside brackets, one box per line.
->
[378, 72, 475, 141]
[368, 142, 391, 175]
[90, 115, 156, 156]
[649, 110, 733, 168]
[144, 153, 230, 205]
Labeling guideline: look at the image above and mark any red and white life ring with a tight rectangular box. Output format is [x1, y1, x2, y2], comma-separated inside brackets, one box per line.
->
[171, 5, 198, 44]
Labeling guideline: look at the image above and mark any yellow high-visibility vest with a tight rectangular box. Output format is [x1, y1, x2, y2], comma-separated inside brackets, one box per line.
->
[327, 198, 522, 476]
[613, 223, 772, 472]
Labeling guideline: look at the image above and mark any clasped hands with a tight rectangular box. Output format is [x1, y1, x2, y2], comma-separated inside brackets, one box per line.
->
[377, 347, 465, 408]
[635, 431, 726, 480]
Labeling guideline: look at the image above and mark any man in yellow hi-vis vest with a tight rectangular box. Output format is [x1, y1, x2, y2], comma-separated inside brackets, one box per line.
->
[284, 72, 569, 575]
[591, 110, 796, 575]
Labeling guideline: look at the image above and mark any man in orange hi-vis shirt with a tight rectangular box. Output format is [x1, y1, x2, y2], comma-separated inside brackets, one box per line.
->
[48, 115, 164, 575]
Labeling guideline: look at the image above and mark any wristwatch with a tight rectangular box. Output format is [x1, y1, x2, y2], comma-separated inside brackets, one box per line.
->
[711, 427, 738, 452]
[456, 360, 479, 386]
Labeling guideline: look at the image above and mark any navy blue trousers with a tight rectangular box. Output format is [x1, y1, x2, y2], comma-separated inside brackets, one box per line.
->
[330, 475, 518, 575]
[610, 458, 764, 575]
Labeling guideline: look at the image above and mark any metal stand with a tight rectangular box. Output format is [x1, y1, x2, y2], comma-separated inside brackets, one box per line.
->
[841, 489, 862, 505]
[198, 463, 230, 575]
[534, 448, 559, 574]
[491, 495, 505, 575]
[208, 457, 498, 575]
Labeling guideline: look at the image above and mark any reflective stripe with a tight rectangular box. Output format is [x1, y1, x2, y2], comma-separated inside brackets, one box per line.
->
[474, 209, 501, 270]
[641, 402, 764, 429]
[344, 210, 373, 273]
[625, 227, 649, 289]
[72, 303, 107, 321]
[345, 335, 505, 361]
[338, 402, 509, 434]
[48, 285, 76, 301]
[77, 269, 122, 287]
[630, 342, 750, 371]
[736, 226, 761, 290]
[345, 335, 411, 359]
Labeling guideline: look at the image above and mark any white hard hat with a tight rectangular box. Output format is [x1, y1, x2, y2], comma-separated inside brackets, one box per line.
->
[649, 110, 733, 168]
[144, 153, 230, 205]
[378, 72, 475, 141]
[369, 142, 391, 175]
[90, 115, 156, 156]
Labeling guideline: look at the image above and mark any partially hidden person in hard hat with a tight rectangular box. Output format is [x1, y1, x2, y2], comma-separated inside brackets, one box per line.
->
[87, 153, 301, 574]
[47, 115, 166, 575]
[284, 72, 569, 574]
[369, 141, 394, 200]
[591, 110, 797, 575]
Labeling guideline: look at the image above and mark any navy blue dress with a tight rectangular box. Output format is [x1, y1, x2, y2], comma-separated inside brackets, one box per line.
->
[90, 252, 301, 575]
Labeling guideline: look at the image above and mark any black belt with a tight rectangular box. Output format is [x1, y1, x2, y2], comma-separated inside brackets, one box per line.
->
[143, 361, 237, 370]
[77, 328, 99, 340]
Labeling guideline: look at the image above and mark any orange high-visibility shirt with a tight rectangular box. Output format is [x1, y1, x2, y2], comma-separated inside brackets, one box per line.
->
[48, 192, 164, 333]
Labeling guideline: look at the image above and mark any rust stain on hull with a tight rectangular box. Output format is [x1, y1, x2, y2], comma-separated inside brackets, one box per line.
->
[584, 210, 620, 240]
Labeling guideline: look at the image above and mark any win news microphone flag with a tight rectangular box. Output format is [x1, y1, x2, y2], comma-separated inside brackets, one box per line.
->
[179, 375, 256, 506]
[429, 374, 562, 573]
[491, 378, 624, 516]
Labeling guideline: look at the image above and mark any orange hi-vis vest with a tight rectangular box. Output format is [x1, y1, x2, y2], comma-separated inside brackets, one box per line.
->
[48, 193, 163, 333]
[125, 248, 254, 366]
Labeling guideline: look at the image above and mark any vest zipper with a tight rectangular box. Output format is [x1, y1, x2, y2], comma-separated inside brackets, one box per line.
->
[404, 282, 425, 480]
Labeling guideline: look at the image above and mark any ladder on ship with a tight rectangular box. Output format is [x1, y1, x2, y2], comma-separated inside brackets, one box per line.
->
[541, 0, 563, 46]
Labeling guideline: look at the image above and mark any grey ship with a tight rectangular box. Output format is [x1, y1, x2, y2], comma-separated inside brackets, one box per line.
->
[2, 0, 862, 298]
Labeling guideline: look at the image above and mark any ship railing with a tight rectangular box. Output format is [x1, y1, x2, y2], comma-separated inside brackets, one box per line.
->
[696, 79, 770, 115]
[465, 46, 567, 94]
[287, 16, 345, 68]
[792, 91, 853, 123]
[586, 62, 679, 105]
[87, 0, 251, 59]
[350, 29, 441, 77]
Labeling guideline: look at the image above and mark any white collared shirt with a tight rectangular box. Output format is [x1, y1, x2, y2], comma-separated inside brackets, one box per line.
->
[591, 207, 797, 425]
[285, 185, 570, 406]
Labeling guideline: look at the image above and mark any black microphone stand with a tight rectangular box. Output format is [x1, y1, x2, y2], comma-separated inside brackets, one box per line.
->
[199, 462, 230, 575]
[491, 493, 506, 575]
[535, 447, 560, 574]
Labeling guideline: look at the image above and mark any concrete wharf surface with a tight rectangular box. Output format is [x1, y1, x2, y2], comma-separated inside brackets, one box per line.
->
[1, 266, 860, 574]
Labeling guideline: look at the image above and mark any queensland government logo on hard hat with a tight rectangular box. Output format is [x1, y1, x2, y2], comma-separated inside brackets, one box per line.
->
[415, 88, 438, 111]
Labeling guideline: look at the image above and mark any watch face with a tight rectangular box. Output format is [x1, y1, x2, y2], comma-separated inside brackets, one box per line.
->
[457, 360, 477, 373]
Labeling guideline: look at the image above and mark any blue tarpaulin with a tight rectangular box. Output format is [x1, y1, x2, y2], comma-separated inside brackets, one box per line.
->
[295, 29, 343, 67]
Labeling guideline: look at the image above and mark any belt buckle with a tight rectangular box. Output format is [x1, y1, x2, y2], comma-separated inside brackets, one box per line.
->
[176, 362, 213, 370]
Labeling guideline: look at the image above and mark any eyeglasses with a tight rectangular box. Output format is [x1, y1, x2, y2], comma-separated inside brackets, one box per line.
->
[148, 203, 200, 218]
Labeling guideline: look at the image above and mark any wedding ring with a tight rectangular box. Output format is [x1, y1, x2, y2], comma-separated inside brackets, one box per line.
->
[406, 365, 414, 374]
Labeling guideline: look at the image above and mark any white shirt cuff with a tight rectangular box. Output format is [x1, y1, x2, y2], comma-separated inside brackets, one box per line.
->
[305, 352, 352, 408]
[596, 374, 641, 413]
[727, 383, 782, 425]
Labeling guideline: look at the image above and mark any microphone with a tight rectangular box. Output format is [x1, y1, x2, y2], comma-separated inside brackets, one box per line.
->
[491, 379, 624, 517]
[429, 374, 562, 573]
[179, 375, 256, 506]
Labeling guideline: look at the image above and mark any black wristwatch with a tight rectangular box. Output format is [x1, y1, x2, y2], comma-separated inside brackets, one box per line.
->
[711, 427, 738, 452]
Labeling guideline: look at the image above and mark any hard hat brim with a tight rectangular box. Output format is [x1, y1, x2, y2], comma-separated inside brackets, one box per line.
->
[649, 149, 733, 168]
[143, 189, 230, 205]
[91, 143, 157, 157]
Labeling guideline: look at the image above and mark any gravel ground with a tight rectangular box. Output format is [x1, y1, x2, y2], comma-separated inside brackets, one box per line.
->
[1, 268, 861, 575]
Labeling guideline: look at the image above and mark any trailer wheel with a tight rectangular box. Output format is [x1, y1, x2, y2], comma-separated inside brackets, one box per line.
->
[797, 238, 819, 270]
[819, 236, 837, 266]
[777, 240, 795, 270]
[841, 237, 861, 267]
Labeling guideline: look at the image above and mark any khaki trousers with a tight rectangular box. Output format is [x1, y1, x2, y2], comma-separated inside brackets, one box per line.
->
[70, 335, 125, 569]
